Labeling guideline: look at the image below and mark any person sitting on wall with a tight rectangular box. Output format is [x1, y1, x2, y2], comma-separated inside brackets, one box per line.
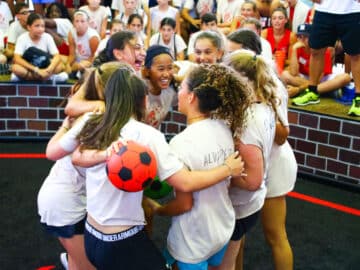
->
[281, 23, 351, 101]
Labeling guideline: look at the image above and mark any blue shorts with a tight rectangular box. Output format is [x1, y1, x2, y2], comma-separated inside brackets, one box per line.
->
[32, 0, 56, 4]
[163, 243, 228, 270]
[309, 11, 360, 55]
[230, 211, 260, 241]
[40, 216, 86, 238]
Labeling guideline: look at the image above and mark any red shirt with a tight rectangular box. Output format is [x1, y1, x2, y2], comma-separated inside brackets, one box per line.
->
[266, 27, 292, 55]
[297, 47, 332, 76]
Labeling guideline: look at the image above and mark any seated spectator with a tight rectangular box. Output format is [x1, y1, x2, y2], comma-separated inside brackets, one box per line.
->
[127, 13, 148, 48]
[149, 0, 180, 35]
[261, 7, 296, 74]
[112, 0, 145, 17]
[11, 13, 68, 82]
[216, 0, 243, 35]
[230, 0, 260, 33]
[281, 24, 351, 102]
[4, 2, 31, 60]
[44, 2, 72, 56]
[115, 0, 149, 36]
[242, 18, 273, 61]
[67, 10, 100, 78]
[0, 1, 12, 64]
[187, 13, 226, 62]
[80, 0, 108, 39]
[149, 17, 187, 60]
[95, 19, 124, 56]
[270, 0, 311, 33]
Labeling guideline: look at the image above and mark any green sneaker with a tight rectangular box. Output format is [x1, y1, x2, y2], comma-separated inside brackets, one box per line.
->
[292, 89, 320, 106]
[348, 96, 360, 116]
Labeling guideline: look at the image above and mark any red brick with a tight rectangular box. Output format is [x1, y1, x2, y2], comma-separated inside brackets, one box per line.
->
[0, 120, 5, 129]
[299, 113, 319, 128]
[288, 111, 299, 124]
[48, 121, 63, 130]
[8, 97, 27, 107]
[172, 112, 186, 124]
[19, 109, 37, 119]
[0, 97, 6, 106]
[288, 138, 296, 148]
[342, 121, 360, 137]
[306, 155, 326, 169]
[289, 125, 307, 139]
[319, 118, 340, 132]
[349, 165, 360, 179]
[297, 140, 316, 154]
[28, 120, 46, 130]
[29, 98, 49, 107]
[49, 98, 65, 107]
[318, 144, 338, 159]
[0, 85, 16, 95]
[308, 129, 328, 143]
[39, 109, 57, 119]
[39, 86, 58, 96]
[354, 138, 360, 151]
[327, 160, 348, 175]
[18, 85, 38, 96]
[293, 151, 305, 164]
[329, 134, 351, 148]
[7, 120, 26, 129]
[339, 149, 360, 165]
[59, 86, 71, 97]
[0, 108, 17, 118]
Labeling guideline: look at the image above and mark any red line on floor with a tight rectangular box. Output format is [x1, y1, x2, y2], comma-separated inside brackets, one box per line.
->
[0, 153, 46, 158]
[288, 191, 360, 217]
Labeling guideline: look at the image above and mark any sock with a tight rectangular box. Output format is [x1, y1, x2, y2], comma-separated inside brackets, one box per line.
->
[308, 85, 318, 94]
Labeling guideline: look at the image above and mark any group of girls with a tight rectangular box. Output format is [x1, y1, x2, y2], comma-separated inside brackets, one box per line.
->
[37, 21, 297, 270]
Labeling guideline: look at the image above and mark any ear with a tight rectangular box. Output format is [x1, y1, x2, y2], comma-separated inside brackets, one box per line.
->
[188, 92, 196, 104]
[142, 67, 150, 78]
[217, 49, 224, 61]
[113, 49, 123, 61]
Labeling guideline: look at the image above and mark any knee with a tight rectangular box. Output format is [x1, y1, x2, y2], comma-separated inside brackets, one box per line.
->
[280, 70, 291, 84]
[310, 48, 326, 58]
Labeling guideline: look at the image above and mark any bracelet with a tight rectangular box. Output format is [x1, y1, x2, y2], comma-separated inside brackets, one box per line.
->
[59, 126, 69, 131]
[223, 162, 232, 177]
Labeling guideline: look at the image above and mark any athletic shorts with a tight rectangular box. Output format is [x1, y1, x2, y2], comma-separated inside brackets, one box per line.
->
[32, 0, 56, 4]
[230, 211, 260, 241]
[64, 0, 86, 8]
[163, 244, 228, 270]
[40, 216, 86, 238]
[309, 11, 360, 55]
[84, 221, 167, 270]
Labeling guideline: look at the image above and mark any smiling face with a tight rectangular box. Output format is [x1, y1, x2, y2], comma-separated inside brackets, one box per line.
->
[147, 53, 174, 91]
[241, 2, 256, 18]
[114, 37, 145, 71]
[194, 38, 223, 64]
[27, 18, 45, 39]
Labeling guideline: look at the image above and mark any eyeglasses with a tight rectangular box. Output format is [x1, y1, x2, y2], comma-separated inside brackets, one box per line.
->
[18, 10, 32, 15]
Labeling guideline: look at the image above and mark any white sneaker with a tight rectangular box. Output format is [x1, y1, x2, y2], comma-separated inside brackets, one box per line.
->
[10, 73, 20, 82]
[51, 72, 69, 82]
[60, 252, 69, 270]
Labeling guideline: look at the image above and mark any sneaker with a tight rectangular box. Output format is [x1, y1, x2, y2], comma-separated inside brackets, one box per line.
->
[50, 72, 69, 82]
[348, 96, 360, 116]
[10, 73, 20, 82]
[292, 88, 320, 106]
[60, 252, 68, 270]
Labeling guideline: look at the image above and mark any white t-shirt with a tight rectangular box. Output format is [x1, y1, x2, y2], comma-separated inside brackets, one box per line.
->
[183, 0, 216, 17]
[7, 20, 26, 44]
[0, 2, 13, 35]
[167, 119, 235, 263]
[315, 0, 360, 14]
[115, 8, 148, 30]
[145, 87, 177, 129]
[60, 115, 183, 226]
[217, 0, 243, 23]
[229, 103, 275, 219]
[150, 5, 179, 33]
[149, 32, 187, 58]
[79, 5, 108, 35]
[260, 37, 273, 61]
[53, 18, 72, 42]
[288, 0, 310, 33]
[70, 27, 100, 61]
[37, 155, 87, 226]
[14, 32, 59, 56]
[95, 36, 109, 56]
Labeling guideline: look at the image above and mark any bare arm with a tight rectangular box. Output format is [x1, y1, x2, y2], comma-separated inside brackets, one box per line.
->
[231, 142, 263, 191]
[100, 17, 107, 39]
[46, 117, 73, 161]
[274, 122, 290, 145]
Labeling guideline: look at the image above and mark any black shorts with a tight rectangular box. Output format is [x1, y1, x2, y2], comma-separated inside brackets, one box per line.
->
[40, 216, 86, 238]
[309, 11, 360, 55]
[230, 211, 260, 241]
[84, 222, 168, 270]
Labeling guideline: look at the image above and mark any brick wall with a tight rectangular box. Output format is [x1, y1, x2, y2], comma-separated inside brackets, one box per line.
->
[0, 83, 359, 186]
